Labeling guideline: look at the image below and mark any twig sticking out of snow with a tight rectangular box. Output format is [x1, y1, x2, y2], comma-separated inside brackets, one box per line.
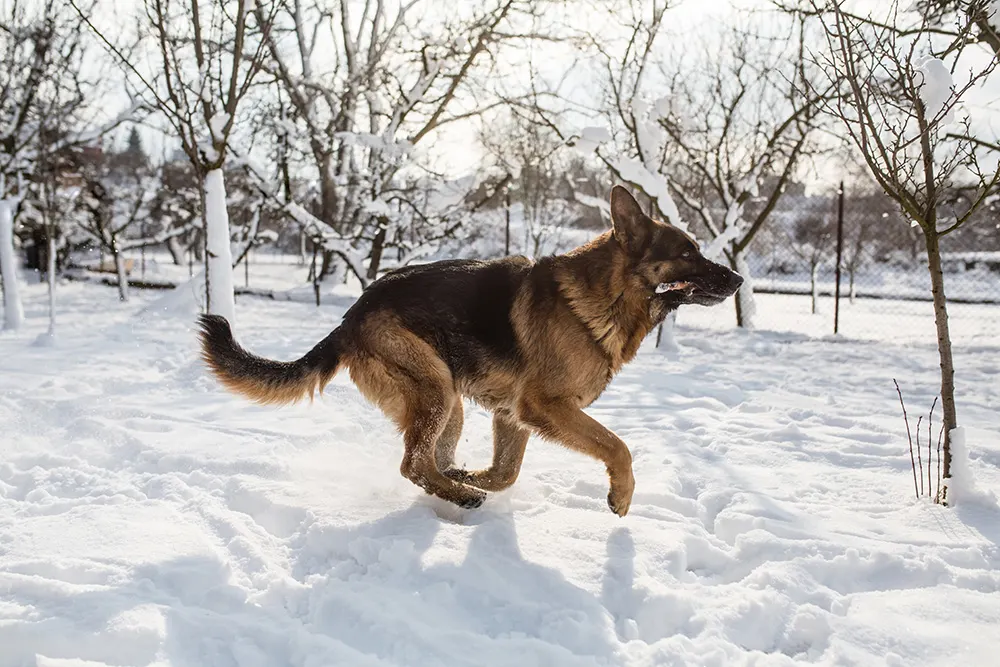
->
[916, 415, 925, 496]
[894, 381, 952, 504]
[928, 397, 937, 501]
[936, 422, 943, 503]
[894, 379, 920, 500]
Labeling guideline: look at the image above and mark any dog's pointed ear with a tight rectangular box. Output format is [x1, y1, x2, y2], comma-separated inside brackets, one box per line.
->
[610, 185, 654, 255]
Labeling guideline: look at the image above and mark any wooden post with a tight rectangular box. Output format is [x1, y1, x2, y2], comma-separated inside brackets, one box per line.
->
[834, 180, 845, 334]
[504, 186, 511, 257]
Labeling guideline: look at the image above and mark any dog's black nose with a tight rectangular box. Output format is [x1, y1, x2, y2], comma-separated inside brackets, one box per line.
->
[732, 272, 744, 289]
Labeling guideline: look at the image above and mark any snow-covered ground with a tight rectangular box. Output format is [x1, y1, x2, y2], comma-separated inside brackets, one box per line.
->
[2, 278, 999, 667]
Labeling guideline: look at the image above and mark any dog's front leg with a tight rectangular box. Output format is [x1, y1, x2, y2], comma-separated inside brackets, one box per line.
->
[516, 397, 635, 517]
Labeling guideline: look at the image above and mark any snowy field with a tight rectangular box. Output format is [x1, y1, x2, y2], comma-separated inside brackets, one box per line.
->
[2, 278, 1000, 667]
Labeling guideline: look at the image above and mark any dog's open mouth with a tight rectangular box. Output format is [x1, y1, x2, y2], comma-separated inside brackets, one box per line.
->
[656, 277, 740, 305]
[655, 281, 693, 294]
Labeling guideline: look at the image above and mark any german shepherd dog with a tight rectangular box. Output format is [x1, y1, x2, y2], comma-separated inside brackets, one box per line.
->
[197, 186, 742, 516]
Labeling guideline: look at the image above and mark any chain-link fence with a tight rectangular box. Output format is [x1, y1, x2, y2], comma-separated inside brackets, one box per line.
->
[677, 185, 1000, 347]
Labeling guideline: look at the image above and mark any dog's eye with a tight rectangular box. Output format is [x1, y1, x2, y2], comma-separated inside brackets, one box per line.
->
[681, 251, 691, 259]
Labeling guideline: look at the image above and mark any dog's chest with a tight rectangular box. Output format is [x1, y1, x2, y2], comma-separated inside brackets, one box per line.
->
[564, 352, 614, 408]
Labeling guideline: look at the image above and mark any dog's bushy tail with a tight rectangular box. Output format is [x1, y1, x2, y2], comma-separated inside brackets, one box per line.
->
[197, 314, 342, 406]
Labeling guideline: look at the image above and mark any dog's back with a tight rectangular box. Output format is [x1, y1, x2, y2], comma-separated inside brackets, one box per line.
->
[338, 256, 534, 381]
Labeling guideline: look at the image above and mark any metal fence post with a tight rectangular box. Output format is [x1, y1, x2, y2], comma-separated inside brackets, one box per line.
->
[834, 180, 845, 334]
[504, 186, 511, 257]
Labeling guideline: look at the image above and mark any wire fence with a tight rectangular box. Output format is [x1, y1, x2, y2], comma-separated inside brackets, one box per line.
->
[677, 185, 1000, 347]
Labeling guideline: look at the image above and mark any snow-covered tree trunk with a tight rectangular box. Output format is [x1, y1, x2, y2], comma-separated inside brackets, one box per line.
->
[167, 236, 185, 265]
[655, 311, 679, 356]
[849, 270, 856, 303]
[810, 263, 820, 314]
[111, 239, 129, 303]
[203, 169, 235, 324]
[734, 250, 756, 330]
[0, 200, 24, 330]
[45, 231, 56, 339]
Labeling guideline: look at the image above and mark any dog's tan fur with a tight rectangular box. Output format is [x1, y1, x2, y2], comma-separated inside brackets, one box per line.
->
[198, 185, 742, 515]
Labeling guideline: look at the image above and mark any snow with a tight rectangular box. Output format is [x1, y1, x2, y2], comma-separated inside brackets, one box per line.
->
[989, 0, 1000, 28]
[614, 157, 684, 230]
[363, 198, 393, 217]
[653, 96, 671, 120]
[204, 169, 237, 324]
[209, 112, 230, 141]
[943, 427, 999, 509]
[581, 126, 612, 144]
[700, 214, 743, 261]
[573, 192, 611, 219]
[915, 58, 954, 124]
[569, 120, 685, 236]
[734, 251, 757, 330]
[573, 126, 612, 154]
[1, 279, 998, 667]
[0, 199, 24, 330]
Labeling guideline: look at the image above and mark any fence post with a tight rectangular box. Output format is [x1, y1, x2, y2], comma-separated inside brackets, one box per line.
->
[834, 180, 845, 334]
[504, 186, 511, 257]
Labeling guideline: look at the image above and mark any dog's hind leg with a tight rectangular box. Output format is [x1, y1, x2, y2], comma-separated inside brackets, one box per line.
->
[400, 387, 485, 509]
[434, 394, 464, 472]
[445, 412, 528, 492]
[348, 319, 486, 510]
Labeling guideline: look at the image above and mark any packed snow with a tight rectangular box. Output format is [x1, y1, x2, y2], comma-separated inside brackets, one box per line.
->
[0, 200, 23, 330]
[203, 169, 237, 325]
[1, 277, 998, 667]
[915, 57, 954, 124]
[574, 127, 613, 154]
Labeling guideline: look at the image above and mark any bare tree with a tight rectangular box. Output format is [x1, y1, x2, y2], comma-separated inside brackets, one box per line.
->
[479, 111, 588, 258]
[75, 0, 279, 324]
[258, 0, 547, 285]
[789, 214, 835, 313]
[804, 0, 1000, 502]
[0, 174, 23, 330]
[74, 141, 199, 301]
[842, 185, 900, 302]
[0, 0, 109, 332]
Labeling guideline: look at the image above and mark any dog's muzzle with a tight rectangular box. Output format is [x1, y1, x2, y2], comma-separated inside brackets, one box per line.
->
[686, 262, 744, 306]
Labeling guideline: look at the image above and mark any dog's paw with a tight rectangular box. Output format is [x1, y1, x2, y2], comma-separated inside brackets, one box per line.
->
[607, 475, 634, 517]
[455, 488, 487, 510]
[442, 467, 471, 483]
[607, 490, 631, 517]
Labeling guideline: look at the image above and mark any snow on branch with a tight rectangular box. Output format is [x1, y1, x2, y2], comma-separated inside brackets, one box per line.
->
[570, 121, 687, 233]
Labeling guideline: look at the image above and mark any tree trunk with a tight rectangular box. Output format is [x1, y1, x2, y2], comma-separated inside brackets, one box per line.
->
[810, 262, 819, 314]
[0, 200, 24, 330]
[849, 270, 856, 304]
[731, 249, 756, 329]
[167, 236, 185, 265]
[367, 224, 387, 281]
[46, 227, 56, 338]
[924, 230, 956, 496]
[111, 238, 129, 303]
[203, 169, 236, 324]
[655, 311, 679, 356]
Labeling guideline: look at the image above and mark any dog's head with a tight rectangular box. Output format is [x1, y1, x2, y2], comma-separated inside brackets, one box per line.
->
[609, 185, 744, 309]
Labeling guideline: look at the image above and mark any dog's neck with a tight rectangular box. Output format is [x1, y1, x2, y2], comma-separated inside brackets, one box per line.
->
[552, 231, 657, 372]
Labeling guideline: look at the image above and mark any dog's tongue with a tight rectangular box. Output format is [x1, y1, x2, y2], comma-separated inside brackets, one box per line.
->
[655, 281, 693, 294]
